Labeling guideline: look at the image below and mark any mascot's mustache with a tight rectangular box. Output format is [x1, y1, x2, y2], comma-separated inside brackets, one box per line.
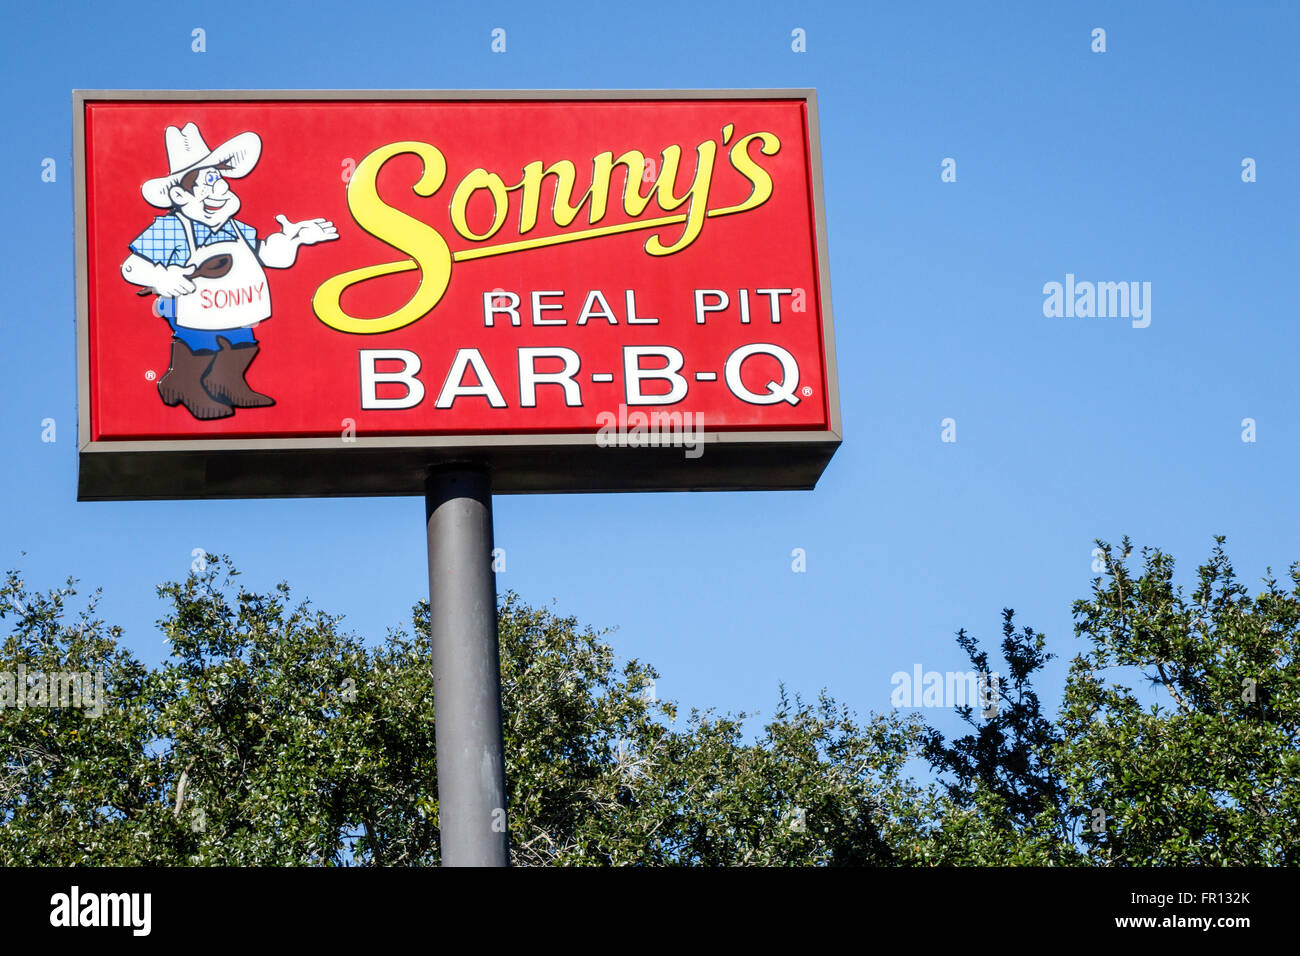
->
[136, 254, 233, 295]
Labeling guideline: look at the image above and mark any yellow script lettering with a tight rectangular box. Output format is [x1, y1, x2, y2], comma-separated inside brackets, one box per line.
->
[313, 141, 452, 335]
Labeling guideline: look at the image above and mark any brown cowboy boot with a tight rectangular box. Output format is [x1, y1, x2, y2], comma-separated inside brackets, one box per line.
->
[157, 338, 234, 420]
[204, 337, 275, 408]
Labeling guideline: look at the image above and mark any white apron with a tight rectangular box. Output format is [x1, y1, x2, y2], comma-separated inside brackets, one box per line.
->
[174, 215, 272, 331]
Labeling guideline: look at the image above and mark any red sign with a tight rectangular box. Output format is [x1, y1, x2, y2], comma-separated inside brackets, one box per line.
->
[75, 91, 840, 498]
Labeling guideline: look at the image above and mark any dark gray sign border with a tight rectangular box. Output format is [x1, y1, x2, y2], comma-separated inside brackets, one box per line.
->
[74, 89, 841, 499]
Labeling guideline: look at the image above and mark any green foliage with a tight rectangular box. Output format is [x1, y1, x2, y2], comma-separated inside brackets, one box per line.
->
[921, 609, 1082, 864]
[0, 570, 160, 864]
[1, 537, 1296, 866]
[1059, 537, 1300, 864]
[921, 536, 1300, 865]
[0, 559, 929, 865]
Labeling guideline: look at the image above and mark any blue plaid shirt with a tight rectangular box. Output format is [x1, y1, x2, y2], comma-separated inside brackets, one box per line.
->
[130, 214, 258, 319]
[130, 214, 257, 266]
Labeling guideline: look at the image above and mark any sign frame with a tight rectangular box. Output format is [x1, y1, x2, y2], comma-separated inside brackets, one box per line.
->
[74, 89, 842, 500]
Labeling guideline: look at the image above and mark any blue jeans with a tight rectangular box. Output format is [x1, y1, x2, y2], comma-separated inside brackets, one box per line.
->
[163, 310, 258, 351]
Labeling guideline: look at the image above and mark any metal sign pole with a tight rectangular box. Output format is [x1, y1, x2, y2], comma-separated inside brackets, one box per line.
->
[425, 468, 510, 866]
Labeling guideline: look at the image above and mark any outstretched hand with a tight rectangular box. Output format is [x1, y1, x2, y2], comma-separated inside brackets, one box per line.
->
[275, 214, 339, 245]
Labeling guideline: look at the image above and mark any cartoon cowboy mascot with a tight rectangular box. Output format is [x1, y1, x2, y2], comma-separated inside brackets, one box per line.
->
[120, 122, 337, 420]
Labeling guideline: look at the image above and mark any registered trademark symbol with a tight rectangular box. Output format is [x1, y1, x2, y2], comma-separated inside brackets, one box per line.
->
[145, 370, 157, 381]
[800, 386, 813, 397]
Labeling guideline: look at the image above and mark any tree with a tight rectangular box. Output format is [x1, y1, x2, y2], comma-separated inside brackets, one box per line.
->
[920, 609, 1083, 864]
[0, 559, 929, 865]
[921, 536, 1300, 865]
[3, 539, 1296, 866]
[1059, 537, 1300, 864]
[0, 570, 163, 865]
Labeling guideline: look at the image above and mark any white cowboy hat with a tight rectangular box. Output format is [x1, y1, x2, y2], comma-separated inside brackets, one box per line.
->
[141, 122, 262, 208]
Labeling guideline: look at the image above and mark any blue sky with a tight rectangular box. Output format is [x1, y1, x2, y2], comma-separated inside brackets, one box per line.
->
[2, 0, 1298, 744]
